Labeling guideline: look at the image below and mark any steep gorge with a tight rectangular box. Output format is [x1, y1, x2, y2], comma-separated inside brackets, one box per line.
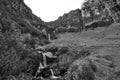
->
[1, 0, 120, 80]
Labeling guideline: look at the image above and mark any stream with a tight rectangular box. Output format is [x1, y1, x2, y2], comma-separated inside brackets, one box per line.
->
[35, 49, 64, 80]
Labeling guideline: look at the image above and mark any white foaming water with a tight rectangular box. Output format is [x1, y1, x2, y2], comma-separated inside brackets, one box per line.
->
[37, 51, 59, 79]
[37, 52, 47, 72]
[39, 62, 44, 69]
[42, 53, 47, 67]
[50, 69, 59, 79]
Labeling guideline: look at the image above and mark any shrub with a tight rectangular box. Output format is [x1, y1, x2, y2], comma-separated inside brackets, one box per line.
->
[67, 59, 96, 80]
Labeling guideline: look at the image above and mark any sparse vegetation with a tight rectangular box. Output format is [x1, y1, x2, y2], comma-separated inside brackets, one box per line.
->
[1, 0, 120, 80]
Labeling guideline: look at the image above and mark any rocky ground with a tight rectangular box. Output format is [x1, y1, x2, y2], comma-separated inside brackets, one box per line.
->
[1, 0, 120, 80]
[42, 23, 120, 80]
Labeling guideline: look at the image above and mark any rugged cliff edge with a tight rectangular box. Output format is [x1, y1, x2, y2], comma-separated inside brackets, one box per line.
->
[0, 0, 50, 80]
[0, 0, 47, 37]
[46, 9, 84, 33]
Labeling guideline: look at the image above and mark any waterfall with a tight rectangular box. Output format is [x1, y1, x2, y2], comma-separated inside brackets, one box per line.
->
[50, 69, 59, 79]
[36, 51, 59, 79]
[42, 53, 47, 67]
[48, 34, 51, 41]
[39, 62, 44, 69]
[37, 61, 45, 75]
[37, 51, 47, 72]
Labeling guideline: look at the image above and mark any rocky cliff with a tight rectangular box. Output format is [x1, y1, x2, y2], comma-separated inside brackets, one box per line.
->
[47, 0, 120, 33]
[0, 0, 47, 36]
[1, 0, 120, 80]
[0, 0, 44, 23]
[0, 0, 49, 80]
[81, 0, 120, 25]
[47, 9, 84, 33]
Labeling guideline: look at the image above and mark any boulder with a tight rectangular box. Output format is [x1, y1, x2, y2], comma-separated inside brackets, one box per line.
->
[45, 46, 58, 54]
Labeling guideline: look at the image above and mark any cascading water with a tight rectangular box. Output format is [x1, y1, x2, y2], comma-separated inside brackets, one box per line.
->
[37, 52, 47, 70]
[36, 51, 47, 74]
[42, 53, 47, 67]
[39, 62, 44, 69]
[36, 51, 59, 79]
[50, 69, 59, 79]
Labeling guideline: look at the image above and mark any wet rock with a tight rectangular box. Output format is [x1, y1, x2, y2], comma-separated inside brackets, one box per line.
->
[46, 55, 58, 65]
[45, 46, 58, 54]
[36, 66, 51, 78]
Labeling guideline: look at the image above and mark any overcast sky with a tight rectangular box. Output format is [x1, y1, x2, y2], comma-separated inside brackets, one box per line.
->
[24, 0, 85, 22]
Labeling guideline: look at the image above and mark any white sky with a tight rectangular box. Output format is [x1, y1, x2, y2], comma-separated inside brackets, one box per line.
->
[24, 0, 85, 22]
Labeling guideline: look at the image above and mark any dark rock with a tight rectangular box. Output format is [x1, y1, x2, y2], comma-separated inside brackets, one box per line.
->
[67, 58, 96, 80]
[28, 52, 44, 76]
[81, 0, 120, 25]
[46, 56, 58, 65]
[45, 46, 58, 54]
[56, 27, 68, 33]
[67, 27, 79, 32]
[57, 47, 69, 55]
[36, 66, 51, 78]
[76, 49, 91, 58]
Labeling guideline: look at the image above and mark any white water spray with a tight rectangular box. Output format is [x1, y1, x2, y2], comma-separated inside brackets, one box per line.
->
[37, 51, 59, 79]
[42, 53, 47, 67]
[50, 69, 59, 79]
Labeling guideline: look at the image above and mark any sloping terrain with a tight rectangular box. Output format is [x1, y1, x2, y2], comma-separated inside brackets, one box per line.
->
[1, 0, 120, 80]
[46, 9, 84, 33]
[0, 0, 50, 80]
[44, 23, 120, 80]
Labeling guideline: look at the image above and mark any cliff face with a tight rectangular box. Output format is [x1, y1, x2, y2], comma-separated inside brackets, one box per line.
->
[81, 0, 120, 25]
[47, 9, 84, 33]
[0, 0, 48, 41]
[0, 0, 44, 24]
[47, 0, 120, 33]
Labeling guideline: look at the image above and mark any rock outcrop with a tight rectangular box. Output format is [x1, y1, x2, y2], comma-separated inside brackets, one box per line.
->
[0, 0, 47, 38]
[47, 9, 84, 33]
[81, 0, 120, 25]
[0, 0, 50, 80]
[1, 0, 120, 80]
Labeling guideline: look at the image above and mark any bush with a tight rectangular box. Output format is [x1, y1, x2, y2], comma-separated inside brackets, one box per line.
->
[67, 59, 96, 80]
[0, 33, 29, 77]
[0, 31, 42, 79]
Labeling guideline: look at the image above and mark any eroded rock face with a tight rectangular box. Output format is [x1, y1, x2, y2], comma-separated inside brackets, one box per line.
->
[0, 0, 49, 45]
[0, 0, 46, 37]
[0, 0, 44, 23]
[81, 0, 120, 25]
[47, 9, 84, 33]
[0, 0, 50, 79]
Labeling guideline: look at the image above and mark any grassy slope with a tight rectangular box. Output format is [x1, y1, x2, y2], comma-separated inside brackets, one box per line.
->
[44, 23, 120, 80]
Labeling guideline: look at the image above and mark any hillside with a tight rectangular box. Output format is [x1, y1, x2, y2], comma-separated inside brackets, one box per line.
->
[46, 9, 84, 33]
[0, 0, 50, 80]
[1, 0, 120, 80]
[44, 23, 120, 80]
[47, 0, 120, 33]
